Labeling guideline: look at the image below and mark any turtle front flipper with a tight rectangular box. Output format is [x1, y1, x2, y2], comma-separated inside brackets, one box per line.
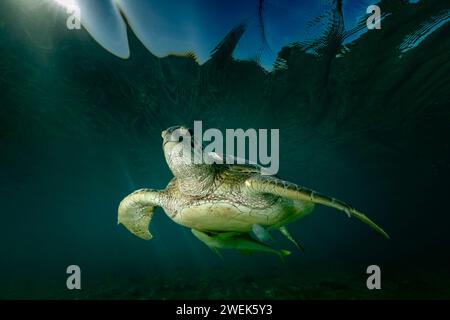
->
[191, 229, 291, 258]
[245, 176, 390, 239]
[118, 188, 166, 240]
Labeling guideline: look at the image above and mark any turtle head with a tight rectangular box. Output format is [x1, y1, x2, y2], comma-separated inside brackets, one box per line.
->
[162, 126, 204, 177]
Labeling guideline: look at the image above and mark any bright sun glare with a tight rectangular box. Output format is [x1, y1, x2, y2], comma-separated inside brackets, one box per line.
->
[53, 0, 78, 9]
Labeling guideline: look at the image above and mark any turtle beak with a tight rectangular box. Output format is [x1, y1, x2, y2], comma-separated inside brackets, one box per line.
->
[162, 130, 170, 148]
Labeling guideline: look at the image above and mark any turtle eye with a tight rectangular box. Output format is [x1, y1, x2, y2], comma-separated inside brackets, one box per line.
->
[177, 136, 183, 142]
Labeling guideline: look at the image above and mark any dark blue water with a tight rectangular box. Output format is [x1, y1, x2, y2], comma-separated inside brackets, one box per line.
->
[0, 0, 449, 299]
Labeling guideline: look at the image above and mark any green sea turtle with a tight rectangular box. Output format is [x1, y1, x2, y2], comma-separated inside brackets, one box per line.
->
[118, 126, 389, 258]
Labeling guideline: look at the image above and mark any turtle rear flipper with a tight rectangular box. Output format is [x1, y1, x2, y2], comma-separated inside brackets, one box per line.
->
[192, 229, 290, 258]
[246, 176, 390, 239]
[252, 224, 274, 243]
[279, 226, 304, 252]
[118, 189, 166, 240]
